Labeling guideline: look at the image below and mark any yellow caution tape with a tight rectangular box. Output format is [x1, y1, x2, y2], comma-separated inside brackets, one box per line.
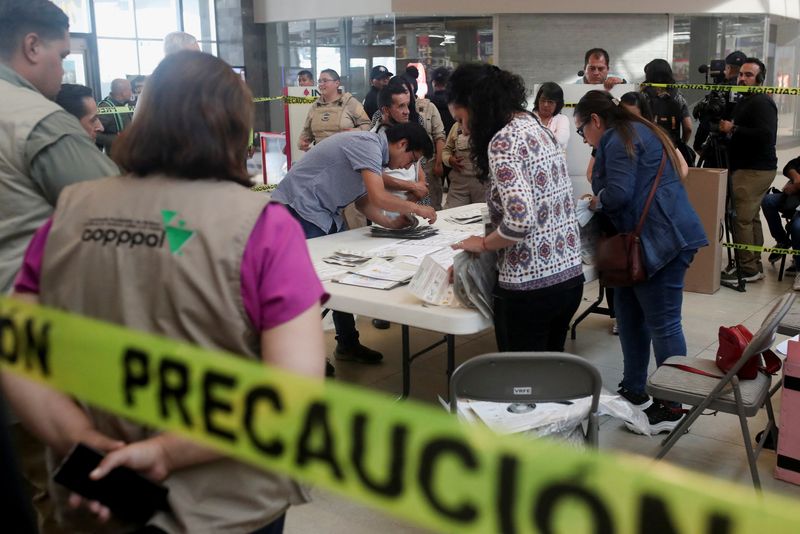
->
[96, 106, 135, 115]
[641, 82, 800, 95]
[1, 297, 798, 533]
[96, 95, 318, 115]
[723, 242, 795, 255]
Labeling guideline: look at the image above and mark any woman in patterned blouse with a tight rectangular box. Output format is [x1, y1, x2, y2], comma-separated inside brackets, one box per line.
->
[449, 63, 584, 352]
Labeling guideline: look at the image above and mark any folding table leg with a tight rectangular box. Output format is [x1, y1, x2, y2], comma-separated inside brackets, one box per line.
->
[446, 335, 455, 398]
[570, 284, 608, 340]
[401, 325, 411, 399]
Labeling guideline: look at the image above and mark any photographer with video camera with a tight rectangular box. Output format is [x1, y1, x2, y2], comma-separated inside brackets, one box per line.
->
[693, 51, 746, 167]
[718, 57, 778, 286]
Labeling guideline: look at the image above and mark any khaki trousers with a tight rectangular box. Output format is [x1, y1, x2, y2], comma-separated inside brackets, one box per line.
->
[443, 170, 488, 209]
[731, 168, 777, 274]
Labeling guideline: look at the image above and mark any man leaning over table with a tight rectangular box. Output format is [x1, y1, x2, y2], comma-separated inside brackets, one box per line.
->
[271, 122, 435, 372]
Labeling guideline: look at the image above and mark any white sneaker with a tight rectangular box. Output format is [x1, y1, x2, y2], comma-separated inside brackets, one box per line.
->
[793, 272, 800, 291]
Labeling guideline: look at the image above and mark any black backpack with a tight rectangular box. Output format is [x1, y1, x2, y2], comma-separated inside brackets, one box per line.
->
[647, 91, 683, 147]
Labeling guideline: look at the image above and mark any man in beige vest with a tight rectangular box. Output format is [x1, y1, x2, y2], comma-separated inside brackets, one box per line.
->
[0, 1, 118, 531]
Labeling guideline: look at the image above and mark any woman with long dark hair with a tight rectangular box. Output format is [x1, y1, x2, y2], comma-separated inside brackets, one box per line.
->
[449, 63, 584, 352]
[575, 89, 707, 434]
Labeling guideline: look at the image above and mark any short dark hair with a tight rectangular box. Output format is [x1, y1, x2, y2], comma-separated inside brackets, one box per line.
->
[384, 122, 433, 159]
[297, 69, 313, 80]
[431, 66, 451, 85]
[744, 57, 767, 84]
[533, 82, 565, 115]
[56, 83, 94, 120]
[113, 51, 254, 186]
[405, 65, 419, 79]
[584, 48, 609, 67]
[619, 91, 653, 121]
[0, 0, 69, 60]
[320, 68, 340, 82]
[378, 79, 409, 110]
[643, 58, 675, 84]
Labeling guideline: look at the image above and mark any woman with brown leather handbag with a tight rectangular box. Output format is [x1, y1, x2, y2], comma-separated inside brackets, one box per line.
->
[575, 90, 708, 435]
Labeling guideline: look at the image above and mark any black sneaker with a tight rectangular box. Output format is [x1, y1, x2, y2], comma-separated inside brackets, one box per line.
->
[617, 383, 652, 408]
[334, 343, 383, 364]
[325, 358, 336, 378]
[642, 401, 684, 434]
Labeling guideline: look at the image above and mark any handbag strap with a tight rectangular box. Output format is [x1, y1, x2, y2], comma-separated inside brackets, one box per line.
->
[663, 350, 782, 380]
[633, 150, 667, 237]
[663, 362, 723, 379]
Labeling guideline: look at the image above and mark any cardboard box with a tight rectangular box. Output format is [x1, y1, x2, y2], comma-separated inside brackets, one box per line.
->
[776, 340, 800, 485]
[683, 168, 727, 294]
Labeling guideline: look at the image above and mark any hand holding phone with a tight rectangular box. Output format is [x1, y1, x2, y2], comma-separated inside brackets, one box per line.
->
[54, 443, 170, 524]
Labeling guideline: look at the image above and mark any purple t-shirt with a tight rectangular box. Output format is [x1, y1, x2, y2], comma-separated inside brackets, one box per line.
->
[15, 203, 326, 332]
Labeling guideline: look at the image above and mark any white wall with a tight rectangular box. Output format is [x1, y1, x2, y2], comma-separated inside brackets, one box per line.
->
[496, 13, 672, 87]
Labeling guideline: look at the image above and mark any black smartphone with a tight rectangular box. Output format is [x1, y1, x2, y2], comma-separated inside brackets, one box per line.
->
[53, 443, 170, 524]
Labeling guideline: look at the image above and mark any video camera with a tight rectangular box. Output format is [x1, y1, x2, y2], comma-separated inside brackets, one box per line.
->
[692, 59, 736, 133]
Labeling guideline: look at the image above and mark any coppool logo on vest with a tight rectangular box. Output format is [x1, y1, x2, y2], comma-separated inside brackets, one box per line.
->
[81, 210, 195, 255]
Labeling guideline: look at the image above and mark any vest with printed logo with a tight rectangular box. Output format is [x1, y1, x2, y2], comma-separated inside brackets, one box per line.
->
[40, 175, 308, 533]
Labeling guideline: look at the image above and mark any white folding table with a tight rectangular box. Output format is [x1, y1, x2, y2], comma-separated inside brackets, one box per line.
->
[306, 204, 493, 398]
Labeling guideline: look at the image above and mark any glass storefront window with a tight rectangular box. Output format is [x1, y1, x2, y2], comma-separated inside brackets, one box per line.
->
[134, 0, 179, 39]
[182, 0, 216, 43]
[94, 0, 218, 91]
[95, 0, 136, 39]
[137, 39, 164, 74]
[97, 38, 139, 96]
[54, 0, 91, 33]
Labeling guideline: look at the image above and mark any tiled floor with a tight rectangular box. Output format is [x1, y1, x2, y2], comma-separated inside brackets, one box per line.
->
[286, 144, 800, 533]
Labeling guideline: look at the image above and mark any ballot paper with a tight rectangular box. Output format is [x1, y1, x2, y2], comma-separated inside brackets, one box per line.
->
[409, 255, 451, 305]
[335, 274, 404, 290]
[575, 197, 594, 227]
[350, 261, 416, 282]
[314, 264, 350, 281]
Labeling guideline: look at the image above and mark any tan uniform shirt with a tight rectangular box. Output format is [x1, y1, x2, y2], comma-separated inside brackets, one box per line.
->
[300, 92, 370, 147]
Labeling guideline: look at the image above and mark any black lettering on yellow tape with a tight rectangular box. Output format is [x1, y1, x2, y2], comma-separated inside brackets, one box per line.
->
[1, 297, 798, 533]
[723, 242, 794, 255]
[641, 82, 800, 95]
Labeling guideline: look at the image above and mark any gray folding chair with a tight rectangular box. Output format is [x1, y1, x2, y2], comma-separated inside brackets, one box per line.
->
[449, 352, 602, 447]
[646, 292, 796, 490]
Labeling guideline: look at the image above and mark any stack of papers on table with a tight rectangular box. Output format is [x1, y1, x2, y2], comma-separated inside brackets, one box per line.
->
[370, 226, 438, 239]
[445, 212, 483, 225]
[334, 260, 416, 290]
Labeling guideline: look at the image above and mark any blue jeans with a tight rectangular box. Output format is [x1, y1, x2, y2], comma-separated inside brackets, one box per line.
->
[762, 192, 800, 267]
[616, 249, 695, 396]
[285, 206, 359, 346]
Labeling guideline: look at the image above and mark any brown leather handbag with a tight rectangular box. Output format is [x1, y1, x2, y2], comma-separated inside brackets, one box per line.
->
[595, 151, 667, 288]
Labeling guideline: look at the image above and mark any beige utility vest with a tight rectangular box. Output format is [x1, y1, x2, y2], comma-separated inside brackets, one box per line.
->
[41, 175, 308, 533]
[303, 92, 369, 144]
[0, 79, 70, 292]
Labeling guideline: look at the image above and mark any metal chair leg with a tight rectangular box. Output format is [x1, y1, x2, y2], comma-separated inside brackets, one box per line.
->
[732, 383, 761, 490]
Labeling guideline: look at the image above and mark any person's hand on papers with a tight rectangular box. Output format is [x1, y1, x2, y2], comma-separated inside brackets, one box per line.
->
[452, 235, 485, 254]
[415, 205, 437, 224]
